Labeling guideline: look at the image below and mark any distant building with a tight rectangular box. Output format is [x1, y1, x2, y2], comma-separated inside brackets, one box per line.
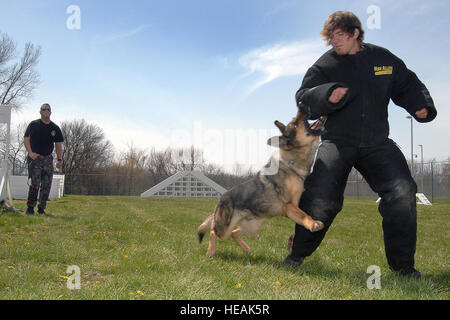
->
[140, 170, 226, 198]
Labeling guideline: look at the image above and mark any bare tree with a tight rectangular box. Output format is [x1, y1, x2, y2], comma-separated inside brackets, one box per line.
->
[0, 121, 28, 175]
[172, 145, 206, 171]
[438, 158, 450, 189]
[0, 31, 41, 109]
[120, 143, 148, 172]
[117, 143, 148, 195]
[9, 121, 28, 175]
[144, 146, 206, 183]
[61, 119, 114, 175]
[146, 147, 176, 183]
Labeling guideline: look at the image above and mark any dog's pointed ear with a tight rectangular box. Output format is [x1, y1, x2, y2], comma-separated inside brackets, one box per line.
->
[267, 135, 287, 148]
[274, 120, 286, 133]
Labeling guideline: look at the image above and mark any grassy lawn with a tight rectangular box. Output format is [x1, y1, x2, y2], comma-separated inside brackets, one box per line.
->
[0, 195, 448, 300]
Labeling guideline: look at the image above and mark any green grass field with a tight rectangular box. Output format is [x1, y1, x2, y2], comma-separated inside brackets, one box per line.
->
[0, 195, 448, 300]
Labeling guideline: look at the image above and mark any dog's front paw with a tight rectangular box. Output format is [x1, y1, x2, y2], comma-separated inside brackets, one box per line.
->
[242, 246, 252, 254]
[311, 220, 324, 232]
[206, 249, 215, 257]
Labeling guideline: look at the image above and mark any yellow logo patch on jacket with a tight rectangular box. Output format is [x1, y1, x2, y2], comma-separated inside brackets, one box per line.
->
[374, 66, 393, 76]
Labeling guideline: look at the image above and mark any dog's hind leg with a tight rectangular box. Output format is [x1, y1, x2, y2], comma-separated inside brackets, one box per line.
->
[198, 213, 214, 243]
[232, 219, 263, 254]
[206, 230, 217, 257]
[284, 203, 324, 232]
[231, 228, 251, 254]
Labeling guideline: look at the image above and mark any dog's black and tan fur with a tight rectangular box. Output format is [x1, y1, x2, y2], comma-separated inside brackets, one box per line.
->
[198, 110, 326, 257]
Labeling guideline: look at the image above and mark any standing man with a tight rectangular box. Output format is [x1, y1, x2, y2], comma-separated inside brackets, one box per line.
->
[284, 11, 437, 278]
[23, 103, 64, 215]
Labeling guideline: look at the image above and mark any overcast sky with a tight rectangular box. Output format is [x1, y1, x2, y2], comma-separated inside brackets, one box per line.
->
[2, 0, 449, 172]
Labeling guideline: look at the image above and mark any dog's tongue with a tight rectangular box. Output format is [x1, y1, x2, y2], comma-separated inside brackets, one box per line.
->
[306, 116, 327, 135]
[310, 117, 324, 130]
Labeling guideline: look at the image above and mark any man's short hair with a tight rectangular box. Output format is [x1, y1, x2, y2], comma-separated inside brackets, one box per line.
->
[41, 103, 51, 109]
[320, 11, 365, 45]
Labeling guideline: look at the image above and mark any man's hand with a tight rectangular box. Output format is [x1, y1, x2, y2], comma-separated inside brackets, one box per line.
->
[29, 152, 40, 160]
[329, 87, 348, 104]
[56, 160, 62, 169]
[415, 108, 428, 119]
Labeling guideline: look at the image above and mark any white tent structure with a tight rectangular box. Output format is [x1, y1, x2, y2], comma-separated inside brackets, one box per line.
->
[9, 174, 65, 200]
[141, 170, 227, 198]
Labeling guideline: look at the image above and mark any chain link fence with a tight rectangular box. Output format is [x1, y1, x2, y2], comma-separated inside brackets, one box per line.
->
[59, 161, 450, 200]
[344, 161, 450, 201]
[62, 171, 252, 196]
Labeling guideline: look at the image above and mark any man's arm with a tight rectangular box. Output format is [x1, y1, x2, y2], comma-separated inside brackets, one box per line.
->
[24, 136, 39, 160]
[391, 57, 437, 122]
[55, 142, 63, 169]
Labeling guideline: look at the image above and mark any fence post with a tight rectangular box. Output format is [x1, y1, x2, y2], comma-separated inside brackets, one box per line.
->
[103, 172, 106, 195]
[356, 171, 360, 200]
[430, 161, 434, 203]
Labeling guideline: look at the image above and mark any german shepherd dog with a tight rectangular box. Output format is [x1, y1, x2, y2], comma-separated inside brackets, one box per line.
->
[198, 108, 326, 257]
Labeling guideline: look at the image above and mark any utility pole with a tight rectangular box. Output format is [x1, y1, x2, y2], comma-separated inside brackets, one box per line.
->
[430, 161, 435, 203]
[418, 144, 424, 193]
[406, 116, 414, 176]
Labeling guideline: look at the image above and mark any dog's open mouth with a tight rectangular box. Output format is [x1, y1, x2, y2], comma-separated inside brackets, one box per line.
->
[297, 102, 326, 136]
[305, 116, 327, 136]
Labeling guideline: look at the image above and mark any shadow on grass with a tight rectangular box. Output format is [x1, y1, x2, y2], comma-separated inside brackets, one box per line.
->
[0, 210, 77, 222]
[426, 270, 450, 284]
[212, 251, 450, 297]
[213, 250, 344, 278]
[425, 271, 450, 294]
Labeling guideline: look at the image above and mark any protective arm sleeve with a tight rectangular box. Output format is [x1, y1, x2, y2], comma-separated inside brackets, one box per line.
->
[295, 66, 351, 119]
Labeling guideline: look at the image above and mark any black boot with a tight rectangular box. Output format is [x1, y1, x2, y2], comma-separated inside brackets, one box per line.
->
[393, 267, 422, 279]
[283, 254, 304, 268]
[26, 207, 35, 215]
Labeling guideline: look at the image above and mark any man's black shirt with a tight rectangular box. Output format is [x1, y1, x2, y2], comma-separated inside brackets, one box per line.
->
[24, 119, 64, 156]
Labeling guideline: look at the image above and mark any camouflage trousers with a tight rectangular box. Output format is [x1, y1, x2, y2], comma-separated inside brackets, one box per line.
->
[27, 155, 54, 209]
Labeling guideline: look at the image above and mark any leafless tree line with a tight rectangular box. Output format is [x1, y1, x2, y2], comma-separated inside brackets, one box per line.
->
[60, 119, 256, 195]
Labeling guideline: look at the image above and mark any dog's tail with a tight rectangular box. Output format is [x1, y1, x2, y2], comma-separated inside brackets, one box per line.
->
[197, 212, 214, 243]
